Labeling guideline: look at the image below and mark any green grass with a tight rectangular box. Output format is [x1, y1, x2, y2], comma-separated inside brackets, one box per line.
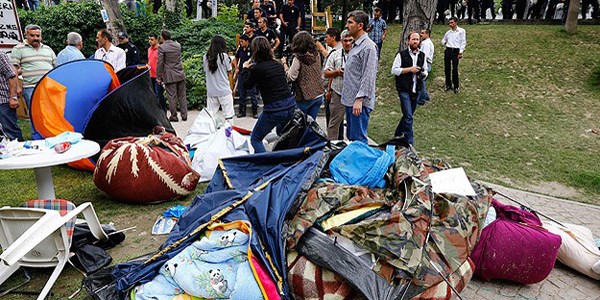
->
[372, 24, 600, 203]
[0, 24, 599, 299]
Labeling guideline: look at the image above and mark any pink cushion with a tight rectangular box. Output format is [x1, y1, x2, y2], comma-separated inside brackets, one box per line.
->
[471, 199, 561, 284]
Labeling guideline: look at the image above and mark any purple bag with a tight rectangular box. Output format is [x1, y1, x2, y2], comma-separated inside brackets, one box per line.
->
[470, 198, 561, 284]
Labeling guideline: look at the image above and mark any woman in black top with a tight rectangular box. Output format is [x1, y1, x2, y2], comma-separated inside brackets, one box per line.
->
[241, 36, 296, 153]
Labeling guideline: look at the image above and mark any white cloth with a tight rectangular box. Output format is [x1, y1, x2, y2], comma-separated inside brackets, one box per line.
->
[441, 26, 467, 53]
[94, 44, 126, 72]
[207, 94, 235, 120]
[420, 38, 434, 65]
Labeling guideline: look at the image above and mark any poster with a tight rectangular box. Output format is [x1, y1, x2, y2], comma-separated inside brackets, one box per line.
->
[0, 0, 23, 52]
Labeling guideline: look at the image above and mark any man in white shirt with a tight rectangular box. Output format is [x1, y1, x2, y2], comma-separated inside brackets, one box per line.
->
[94, 29, 126, 72]
[441, 17, 466, 94]
[419, 29, 434, 104]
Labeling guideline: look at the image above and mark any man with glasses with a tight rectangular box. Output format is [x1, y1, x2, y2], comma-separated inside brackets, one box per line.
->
[117, 32, 141, 66]
[441, 17, 466, 94]
[255, 17, 280, 50]
[11, 24, 56, 138]
[323, 29, 351, 141]
[94, 29, 126, 72]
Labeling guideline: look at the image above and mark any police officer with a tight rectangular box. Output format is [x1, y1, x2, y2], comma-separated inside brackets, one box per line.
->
[117, 32, 141, 66]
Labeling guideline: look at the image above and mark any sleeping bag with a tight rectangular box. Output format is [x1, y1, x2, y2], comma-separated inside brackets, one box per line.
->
[470, 199, 561, 284]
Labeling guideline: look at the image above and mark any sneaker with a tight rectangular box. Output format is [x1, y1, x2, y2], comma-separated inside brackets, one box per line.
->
[454, 87, 460, 94]
[181, 115, 187, 121]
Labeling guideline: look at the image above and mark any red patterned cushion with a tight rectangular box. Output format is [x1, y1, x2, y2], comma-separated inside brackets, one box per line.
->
[93, 133, 200, 203]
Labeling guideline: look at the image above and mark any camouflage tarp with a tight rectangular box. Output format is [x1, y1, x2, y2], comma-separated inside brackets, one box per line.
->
[289, 146, 492, 294]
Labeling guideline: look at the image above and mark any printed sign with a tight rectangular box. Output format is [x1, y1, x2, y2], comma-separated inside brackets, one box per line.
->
[101, 9, 109, 23]
[0, 0, 23, 51]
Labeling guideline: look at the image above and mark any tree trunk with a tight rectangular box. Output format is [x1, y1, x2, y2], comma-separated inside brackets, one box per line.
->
[564, 0, 579, 34]
[341, 0, 348, 31]
[100, 0, 126, 43]
[401, 0, 438, 51]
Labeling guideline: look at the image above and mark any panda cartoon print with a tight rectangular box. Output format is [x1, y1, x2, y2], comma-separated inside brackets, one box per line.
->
[208, 268, 228, 294]
[219, 230, 238, 247]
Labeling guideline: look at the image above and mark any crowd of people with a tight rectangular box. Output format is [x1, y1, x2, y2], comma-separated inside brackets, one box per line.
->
[0, 25, 187, 141]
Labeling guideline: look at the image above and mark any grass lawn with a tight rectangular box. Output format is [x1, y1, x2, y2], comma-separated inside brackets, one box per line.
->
[0, 23, 599, 299]
[372, 23, 600, 203]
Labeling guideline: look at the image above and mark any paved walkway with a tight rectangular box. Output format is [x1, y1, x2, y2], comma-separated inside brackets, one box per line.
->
[172, 110, 600, 300]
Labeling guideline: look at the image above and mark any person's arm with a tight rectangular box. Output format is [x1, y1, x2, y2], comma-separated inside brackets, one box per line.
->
[366, 19, 373, 32]
[316, 42, 329, 57]
[51, 49, 57, 67]
[323, 51, 341, 78]
[8, 76, 18, 109]
[390, 53, 403, 75]
[279, 11, 287, 27]
[156, 46, 164, 82]
[273, 36, 280, 50]
[441, 32, 448, 46]
[353, 46, 378, 116]
[296, 13, 301, 29]
[117, 51, 126, 71]
[285, 56, 300, 82]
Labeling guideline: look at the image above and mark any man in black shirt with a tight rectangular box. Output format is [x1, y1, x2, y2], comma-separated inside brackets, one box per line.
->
[117, 32, 141, 66]
[279, 0, 300, 48]
[261, 0, 278, 28]
[256, 17, 280, 50]
[247, 0, 267, 23]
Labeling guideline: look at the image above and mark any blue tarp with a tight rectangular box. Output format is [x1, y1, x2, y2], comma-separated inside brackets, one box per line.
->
[112, 143, 327, 299]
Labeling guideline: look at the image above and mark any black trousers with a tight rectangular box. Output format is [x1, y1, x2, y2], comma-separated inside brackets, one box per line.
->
[444, 48, 460, 89]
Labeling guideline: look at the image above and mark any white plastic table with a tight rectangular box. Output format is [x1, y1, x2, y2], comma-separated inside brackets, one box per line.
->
[0, 140, 100, 199]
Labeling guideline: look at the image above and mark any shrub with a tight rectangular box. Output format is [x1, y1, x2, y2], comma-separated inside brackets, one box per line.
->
[18, 2, 105, 57]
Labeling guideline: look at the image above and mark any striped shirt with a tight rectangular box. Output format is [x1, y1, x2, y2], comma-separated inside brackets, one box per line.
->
[341, 33, 378, 110]
[11, 42, 56, 88]
[0, 51, 17, 104]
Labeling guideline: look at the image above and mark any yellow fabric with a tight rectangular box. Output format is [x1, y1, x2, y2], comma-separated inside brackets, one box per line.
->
[321, 205, 382, 231]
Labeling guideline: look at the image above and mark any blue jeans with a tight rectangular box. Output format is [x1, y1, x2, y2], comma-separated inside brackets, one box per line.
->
[23, 87, 41, 139]
[395, 91, 420, 145]
[345, 106, 371, 144]
[375, 41, 383, 58]
[251, 107, 295, 153]
[296, 95, 323, 120]
[151, 77, 166, 111]
[28, 0, 38, 10]
[237, 76, 258, 109]
[0, 103, 23, 141]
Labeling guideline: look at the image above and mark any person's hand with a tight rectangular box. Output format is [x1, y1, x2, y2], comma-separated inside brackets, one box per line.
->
[281, 56, 287, 65]
[336, 69, 344, 77]
[382, 35, 386, 41]
[156, 79, 162, 85]
[411, 66, 421, 73]
[352, 98, 363, 116]
[8, 98, 18, 109]
[16, 85, 22, 96]
[243, 60, 254, 69]
[325, 90, 332, 101]
[458, 53, 463, 60]
[296, 25, 300, 30]
[282, 21, 288, 27]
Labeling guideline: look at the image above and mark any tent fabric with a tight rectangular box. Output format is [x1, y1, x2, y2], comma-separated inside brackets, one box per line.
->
[112, 144, 328, 299]
[272, 109, 328, 151]
[29, 61, 173, 171]
[544, 222, 600, 280]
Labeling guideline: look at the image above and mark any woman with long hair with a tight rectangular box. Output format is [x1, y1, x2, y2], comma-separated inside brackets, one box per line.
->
[241, 36, 296, 153]
[282, 31, 324, 120]
[203, 35, 235, 121]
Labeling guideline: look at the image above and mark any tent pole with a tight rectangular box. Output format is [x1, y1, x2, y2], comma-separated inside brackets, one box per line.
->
[495, 191, 567, 227]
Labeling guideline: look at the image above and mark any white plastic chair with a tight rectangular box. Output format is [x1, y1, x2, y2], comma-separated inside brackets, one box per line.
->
[0, 202, 109, 300]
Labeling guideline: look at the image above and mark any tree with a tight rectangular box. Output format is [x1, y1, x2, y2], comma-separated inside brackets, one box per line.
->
[100, 0, 127, 41]
[564, 0, 579, 34]
[400, 0, 437, 51]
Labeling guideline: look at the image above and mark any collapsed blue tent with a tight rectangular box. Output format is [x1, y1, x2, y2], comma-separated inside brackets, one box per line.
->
[30, 60, 173, 171]
[107, 143, 328, 299]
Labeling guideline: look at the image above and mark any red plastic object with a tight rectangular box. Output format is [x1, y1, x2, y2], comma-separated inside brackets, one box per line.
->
[54, 142, 71, 153]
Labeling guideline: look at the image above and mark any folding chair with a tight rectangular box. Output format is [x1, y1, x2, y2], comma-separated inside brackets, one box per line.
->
[0, 200, 108, 300]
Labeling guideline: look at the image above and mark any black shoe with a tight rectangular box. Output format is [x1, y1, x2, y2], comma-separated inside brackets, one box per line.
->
[252, 106, 258, 119]
[181, 115, 187, 121]
[444, 86, 451, 92]
[169, 116, 178, 122]
[454, 87, 460, 94]
[236, 106, 246, 118]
